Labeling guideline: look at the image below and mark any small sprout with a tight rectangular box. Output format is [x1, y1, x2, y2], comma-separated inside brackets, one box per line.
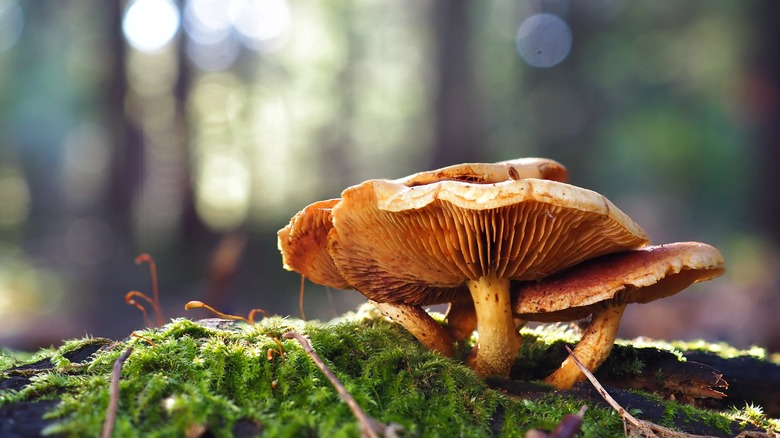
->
[130, 332, 157, 347]
[184, 300, 268, 325]
[126, 253, 165, 327]
[125, 291, 155, 328]
[247, 308, 269, 325]
[266, 337, 286, 362]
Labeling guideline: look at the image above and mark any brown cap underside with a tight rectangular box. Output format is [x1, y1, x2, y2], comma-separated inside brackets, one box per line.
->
[513, 242, 725, 321]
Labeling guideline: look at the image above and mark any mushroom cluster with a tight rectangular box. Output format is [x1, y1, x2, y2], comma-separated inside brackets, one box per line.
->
[278, 158, 724, 385]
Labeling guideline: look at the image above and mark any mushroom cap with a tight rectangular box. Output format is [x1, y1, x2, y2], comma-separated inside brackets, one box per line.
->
[513, 242, 725, 322]
[277, 157, 571, 292]
[277, 198, 350, 289]
[396, 157, 568, 187]
[328, 177, 649, 306]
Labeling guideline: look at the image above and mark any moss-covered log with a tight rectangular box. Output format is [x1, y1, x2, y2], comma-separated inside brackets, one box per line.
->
[0, 306, 778, 437]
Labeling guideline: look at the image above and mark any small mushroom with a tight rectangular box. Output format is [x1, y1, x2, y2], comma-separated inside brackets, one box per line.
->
[327, 168, 648, 377]
[512, 242, 725, 389]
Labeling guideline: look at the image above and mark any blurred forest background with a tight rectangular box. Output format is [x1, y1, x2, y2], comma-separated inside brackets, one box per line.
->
[1, 0, 779, 353]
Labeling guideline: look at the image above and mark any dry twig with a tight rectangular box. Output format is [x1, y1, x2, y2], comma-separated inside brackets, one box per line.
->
[101, 347, 133, 438]
[565, 345, 718, 438]
[282, 331, 401, 438]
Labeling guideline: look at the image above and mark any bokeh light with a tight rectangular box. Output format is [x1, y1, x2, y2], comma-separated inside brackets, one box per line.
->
[195, 149, 251, 230]
[183, 0, 232, 44]
[122, 0, 181, 53]
[229, 0, 290, 52]
[515, 13, 572, 68]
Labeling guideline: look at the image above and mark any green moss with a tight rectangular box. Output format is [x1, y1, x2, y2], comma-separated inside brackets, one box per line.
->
[0, 308, 775, 437]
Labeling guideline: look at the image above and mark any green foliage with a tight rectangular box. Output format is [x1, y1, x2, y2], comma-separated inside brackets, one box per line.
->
[0, 313, 775, 437]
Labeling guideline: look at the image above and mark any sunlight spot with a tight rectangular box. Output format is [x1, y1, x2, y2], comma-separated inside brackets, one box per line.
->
[123, 0, 181, 52]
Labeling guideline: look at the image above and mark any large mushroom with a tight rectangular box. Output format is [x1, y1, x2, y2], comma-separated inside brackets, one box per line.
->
[278, 159, 572, 357]
[324, 165, 648, 377]
[512, 242, 725, 389]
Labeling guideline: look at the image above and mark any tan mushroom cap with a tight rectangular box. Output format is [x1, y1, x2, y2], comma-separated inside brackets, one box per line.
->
[513, 242, 725, 322]
[277, 198, 349, 289]
[329, 178, 649, 305]
[397, 157, 568, 187]
[277, 157, 572, 295]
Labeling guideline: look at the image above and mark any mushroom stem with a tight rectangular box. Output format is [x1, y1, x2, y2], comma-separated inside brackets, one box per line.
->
[466, 276, 521, 377]
[445, 299, 477, 341]
[544, 302, 627, 389]
[370, 301, 455, 357]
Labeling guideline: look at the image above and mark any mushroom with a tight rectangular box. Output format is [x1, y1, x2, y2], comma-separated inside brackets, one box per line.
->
[278, 158, 572, 358]
[278, 158, 650, 377]
[326, 167, 648, 377]
[512, 242, 725, 389]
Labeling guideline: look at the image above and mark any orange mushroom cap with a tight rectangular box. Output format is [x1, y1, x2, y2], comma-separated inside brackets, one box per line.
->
[277, 157, 574, 294]
[513, 242, 725, 322]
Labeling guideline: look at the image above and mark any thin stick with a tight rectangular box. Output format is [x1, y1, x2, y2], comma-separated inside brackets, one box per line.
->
[283, 331, 383, 438]
[101, 347, 133, 438]
[565, 346, 706, 438]
[565, 345, 640, 428]
[299, 275, 307, 321]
